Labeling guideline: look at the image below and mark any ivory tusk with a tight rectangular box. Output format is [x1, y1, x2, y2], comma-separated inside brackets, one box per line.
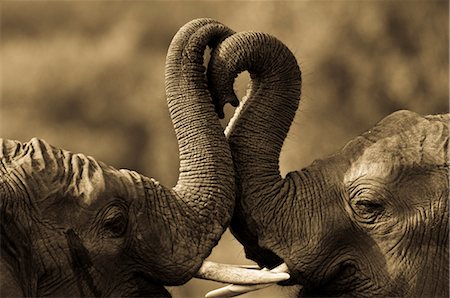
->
[195, 261, 290, 285]
[204, 263, 290, 298]
[234, 264, 261, 269]
[205, 283, 272, 298]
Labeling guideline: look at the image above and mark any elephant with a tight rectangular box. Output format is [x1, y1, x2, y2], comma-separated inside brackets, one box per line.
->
[205, 23, 449, 297]
[1, 18, 291, 297]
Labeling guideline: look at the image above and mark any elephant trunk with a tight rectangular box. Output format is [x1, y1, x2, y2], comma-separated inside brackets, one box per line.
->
[206, 32, 302, 277]
[208, 32, 302, 196]
[156, 19, 235, 283]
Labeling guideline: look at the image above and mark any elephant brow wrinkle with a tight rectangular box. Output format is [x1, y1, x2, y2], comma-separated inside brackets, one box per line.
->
[65, 229, 102, 297]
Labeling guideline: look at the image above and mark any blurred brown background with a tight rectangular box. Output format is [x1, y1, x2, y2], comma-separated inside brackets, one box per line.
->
[1, 1, 448, 297]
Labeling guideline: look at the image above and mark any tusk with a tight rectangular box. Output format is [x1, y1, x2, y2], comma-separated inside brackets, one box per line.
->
[204, 263, 290, 298]
[267, 262, 289, 273]
[205, 283, 272, 298]
[195, 261, 290, 285]
[233, 264, 261, 269]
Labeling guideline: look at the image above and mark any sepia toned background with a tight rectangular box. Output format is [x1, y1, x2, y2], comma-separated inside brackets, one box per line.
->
[1, 1, 448, 297]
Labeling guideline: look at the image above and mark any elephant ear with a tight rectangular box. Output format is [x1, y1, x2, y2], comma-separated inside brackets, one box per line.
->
[1, 139, 35, 295]
[0, 212, 36, 296]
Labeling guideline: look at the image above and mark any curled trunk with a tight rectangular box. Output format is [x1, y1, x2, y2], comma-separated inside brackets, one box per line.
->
[208, 32, 302, 267]
[159, 18, 236, 283]
[208, 32, 301, 193]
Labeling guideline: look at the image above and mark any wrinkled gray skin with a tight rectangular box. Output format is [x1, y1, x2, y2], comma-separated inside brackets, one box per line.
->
[0, 19, 235, 297]
[208, 28, 449, 297]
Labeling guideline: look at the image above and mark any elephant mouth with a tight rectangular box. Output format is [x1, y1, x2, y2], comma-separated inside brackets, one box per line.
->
[296, 261, 359, 297]
[126, 272, 172, 297]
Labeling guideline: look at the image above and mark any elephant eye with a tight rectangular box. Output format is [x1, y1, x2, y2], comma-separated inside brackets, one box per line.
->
[100, 203, 128, 238]
[350, 198, 385, 224]
[348, 182, 388, 224]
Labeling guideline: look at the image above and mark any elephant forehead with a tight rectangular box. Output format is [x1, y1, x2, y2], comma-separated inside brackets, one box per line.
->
[1, 137, 106, 206]
[344, 112, 448, 184]
[63, 154, 106, 206]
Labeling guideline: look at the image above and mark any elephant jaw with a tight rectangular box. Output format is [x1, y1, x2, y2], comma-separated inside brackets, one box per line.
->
[197, 262, 291, 298]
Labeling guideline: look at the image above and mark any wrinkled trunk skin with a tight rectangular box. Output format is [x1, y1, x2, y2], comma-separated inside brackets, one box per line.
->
[1, 19, 236, 296]
[162, 18, 236, 282]
[208, 31, 302, 269]
[208, 29, 449, 297]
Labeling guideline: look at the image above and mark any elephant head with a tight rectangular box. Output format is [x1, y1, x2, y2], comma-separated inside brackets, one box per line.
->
[0, 19, 289, 297]
[207, 29, 449, 297]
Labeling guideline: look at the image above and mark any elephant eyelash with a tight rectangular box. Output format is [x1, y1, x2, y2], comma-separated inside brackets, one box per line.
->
[353, 199, 384, 214]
